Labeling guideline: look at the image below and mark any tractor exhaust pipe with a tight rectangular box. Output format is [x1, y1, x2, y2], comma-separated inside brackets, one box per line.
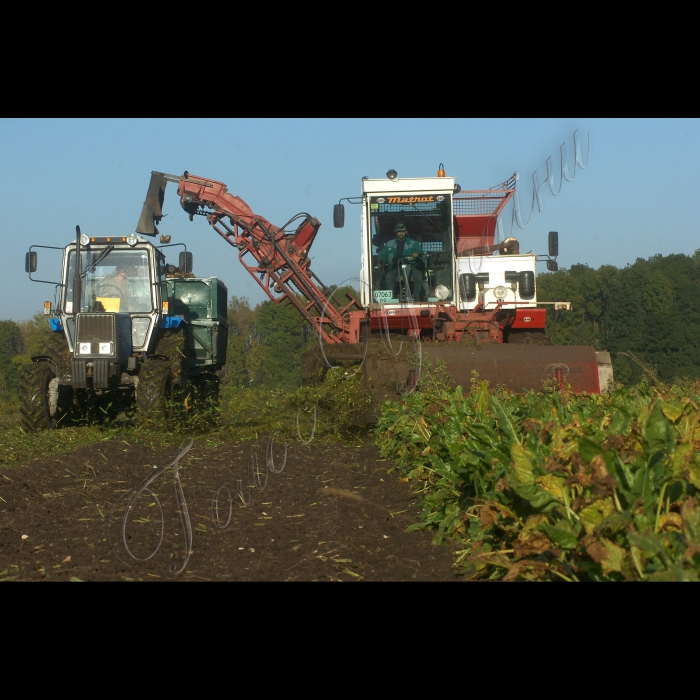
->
[74, 225, 82, 320]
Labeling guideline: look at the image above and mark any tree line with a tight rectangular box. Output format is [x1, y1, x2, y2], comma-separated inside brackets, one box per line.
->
[538, 250, 700, 385]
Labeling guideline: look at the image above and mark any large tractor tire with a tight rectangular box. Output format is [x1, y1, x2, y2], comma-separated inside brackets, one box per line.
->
[155, 329, 189, 387]
[18, 362, 56, 432]
[136, 359, 172, 427]
[44, 331, 72, 375]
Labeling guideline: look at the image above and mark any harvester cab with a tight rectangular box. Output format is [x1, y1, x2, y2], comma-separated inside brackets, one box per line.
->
[20, 223, 228, 431]
[332, 166, 613, 395]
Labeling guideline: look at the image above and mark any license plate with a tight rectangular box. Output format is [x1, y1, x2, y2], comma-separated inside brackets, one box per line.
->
[373, 290, 393, 302]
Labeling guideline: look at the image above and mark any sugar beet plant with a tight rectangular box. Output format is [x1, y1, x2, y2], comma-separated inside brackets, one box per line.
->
[374, 367, 700, 581]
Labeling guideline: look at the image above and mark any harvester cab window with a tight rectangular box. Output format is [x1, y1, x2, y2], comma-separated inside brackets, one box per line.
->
[369, 195, 453, 302]
[65, 248, 153, 314]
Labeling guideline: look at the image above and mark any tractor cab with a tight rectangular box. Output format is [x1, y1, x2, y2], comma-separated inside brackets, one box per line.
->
[60, 235, 168, 355]
[21, 225, 227, 431]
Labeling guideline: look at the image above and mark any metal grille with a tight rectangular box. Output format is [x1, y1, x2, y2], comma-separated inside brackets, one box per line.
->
[454, 191, 511, 216]
[76, 314, 114, 343]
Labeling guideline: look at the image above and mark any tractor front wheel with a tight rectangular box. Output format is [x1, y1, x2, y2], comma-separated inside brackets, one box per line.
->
[18, 362, 56, 432]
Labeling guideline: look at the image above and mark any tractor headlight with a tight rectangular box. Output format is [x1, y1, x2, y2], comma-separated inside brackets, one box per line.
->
[80, 234, 90, 246]
[99, 342, 112, 355]
[494, 285, 508, 299]
[126, 234, 138, 247]
[79, 342, 91, 355]
[434, 285, 450, 300]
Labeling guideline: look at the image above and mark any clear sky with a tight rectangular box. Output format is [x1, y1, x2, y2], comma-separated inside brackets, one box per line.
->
[1, 118, 698, 321]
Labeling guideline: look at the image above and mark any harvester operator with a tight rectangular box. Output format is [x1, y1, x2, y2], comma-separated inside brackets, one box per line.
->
[379, 222, 424, 301]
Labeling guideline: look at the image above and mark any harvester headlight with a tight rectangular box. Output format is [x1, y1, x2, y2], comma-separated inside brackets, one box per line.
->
[126, 234, 138, 247]
[80, 234, 90, 246]
[494, 285, 508, 300]
[79, 342, 91, 355]
[386, 169, 398, 181]
[434, 285, 450, 300]
[99, 342, 112, 355]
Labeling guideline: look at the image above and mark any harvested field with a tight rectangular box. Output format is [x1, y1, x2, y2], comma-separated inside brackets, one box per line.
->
[0, 435, 461, 582]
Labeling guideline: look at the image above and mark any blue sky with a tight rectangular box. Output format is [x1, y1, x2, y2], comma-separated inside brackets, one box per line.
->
[1, 118, 698, 321]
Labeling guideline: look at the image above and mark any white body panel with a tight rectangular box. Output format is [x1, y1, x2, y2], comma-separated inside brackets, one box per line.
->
[361, 176, 456, 194]
[457, 253, 537, 311]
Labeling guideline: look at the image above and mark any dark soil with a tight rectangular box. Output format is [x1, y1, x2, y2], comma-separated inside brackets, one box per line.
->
[0, 435, 462, 581]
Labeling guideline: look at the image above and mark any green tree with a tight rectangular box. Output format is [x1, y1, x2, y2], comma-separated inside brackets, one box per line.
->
[538, 252, 700, 386]
[225, 296, 263, 387]
[0, 320, 22, 393]
[255, 300, 308, 389]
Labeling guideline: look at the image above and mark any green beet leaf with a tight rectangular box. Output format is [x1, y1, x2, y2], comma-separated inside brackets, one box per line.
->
[539, 522, 579, 549]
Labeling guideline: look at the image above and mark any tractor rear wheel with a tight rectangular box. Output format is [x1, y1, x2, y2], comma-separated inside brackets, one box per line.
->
[18, 362, 55, 432]
[136, 359, 171, 427]
[155, 329, 189, 386]
[153, 328, 189, 426]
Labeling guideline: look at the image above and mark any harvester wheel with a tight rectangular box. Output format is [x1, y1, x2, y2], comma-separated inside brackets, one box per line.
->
[506, 330, 551, 346]
[18, 362, 55, 432]
[136, 359, 171, 427]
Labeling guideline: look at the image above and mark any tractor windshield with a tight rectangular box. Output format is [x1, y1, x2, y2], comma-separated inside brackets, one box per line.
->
[369, 194, 454, 303]
[64, 247, 153, 313]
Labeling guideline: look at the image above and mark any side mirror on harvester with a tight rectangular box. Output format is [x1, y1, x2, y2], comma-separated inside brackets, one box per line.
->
[179, 251, 193, 274]
[25, 251, 37, 273]
[548, 231, 559, 258]
[333, 204, 345, 228]
[546, 259, 559, 272]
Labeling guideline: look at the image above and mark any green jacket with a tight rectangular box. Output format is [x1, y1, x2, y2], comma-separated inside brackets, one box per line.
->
[378, 236, 423, 269]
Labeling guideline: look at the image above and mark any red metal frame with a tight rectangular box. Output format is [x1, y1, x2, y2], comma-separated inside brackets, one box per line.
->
[453, 189, 515, 255]
[172, 173, 363, 344]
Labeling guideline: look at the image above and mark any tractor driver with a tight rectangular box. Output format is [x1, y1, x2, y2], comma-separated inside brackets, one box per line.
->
[98, 265, 130, 298]
[379, 222, 424, 301]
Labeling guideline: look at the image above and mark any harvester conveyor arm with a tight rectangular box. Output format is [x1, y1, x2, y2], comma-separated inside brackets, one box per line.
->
[137, 171, 364, 344]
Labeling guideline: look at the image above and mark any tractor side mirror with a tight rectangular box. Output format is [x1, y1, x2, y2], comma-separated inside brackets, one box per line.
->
[333, 203, 345, 228]
[548, 231, 559, 258]
[25, 251, 37, 273]
[179, 251, 193, 274]
[546, 259, 559, 272]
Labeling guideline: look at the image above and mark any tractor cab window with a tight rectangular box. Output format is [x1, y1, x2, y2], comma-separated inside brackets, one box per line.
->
[65, 248, 153, 313]
[369, 194, 453, 303]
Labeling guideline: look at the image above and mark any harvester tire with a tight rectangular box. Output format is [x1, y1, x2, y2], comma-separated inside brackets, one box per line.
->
[136, 359, 171, 427]
[18, 362, 55, 432]
[506, 330, 551, 346]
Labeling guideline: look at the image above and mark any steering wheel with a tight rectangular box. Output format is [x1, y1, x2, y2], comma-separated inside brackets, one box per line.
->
[99, 284, 123, 297]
